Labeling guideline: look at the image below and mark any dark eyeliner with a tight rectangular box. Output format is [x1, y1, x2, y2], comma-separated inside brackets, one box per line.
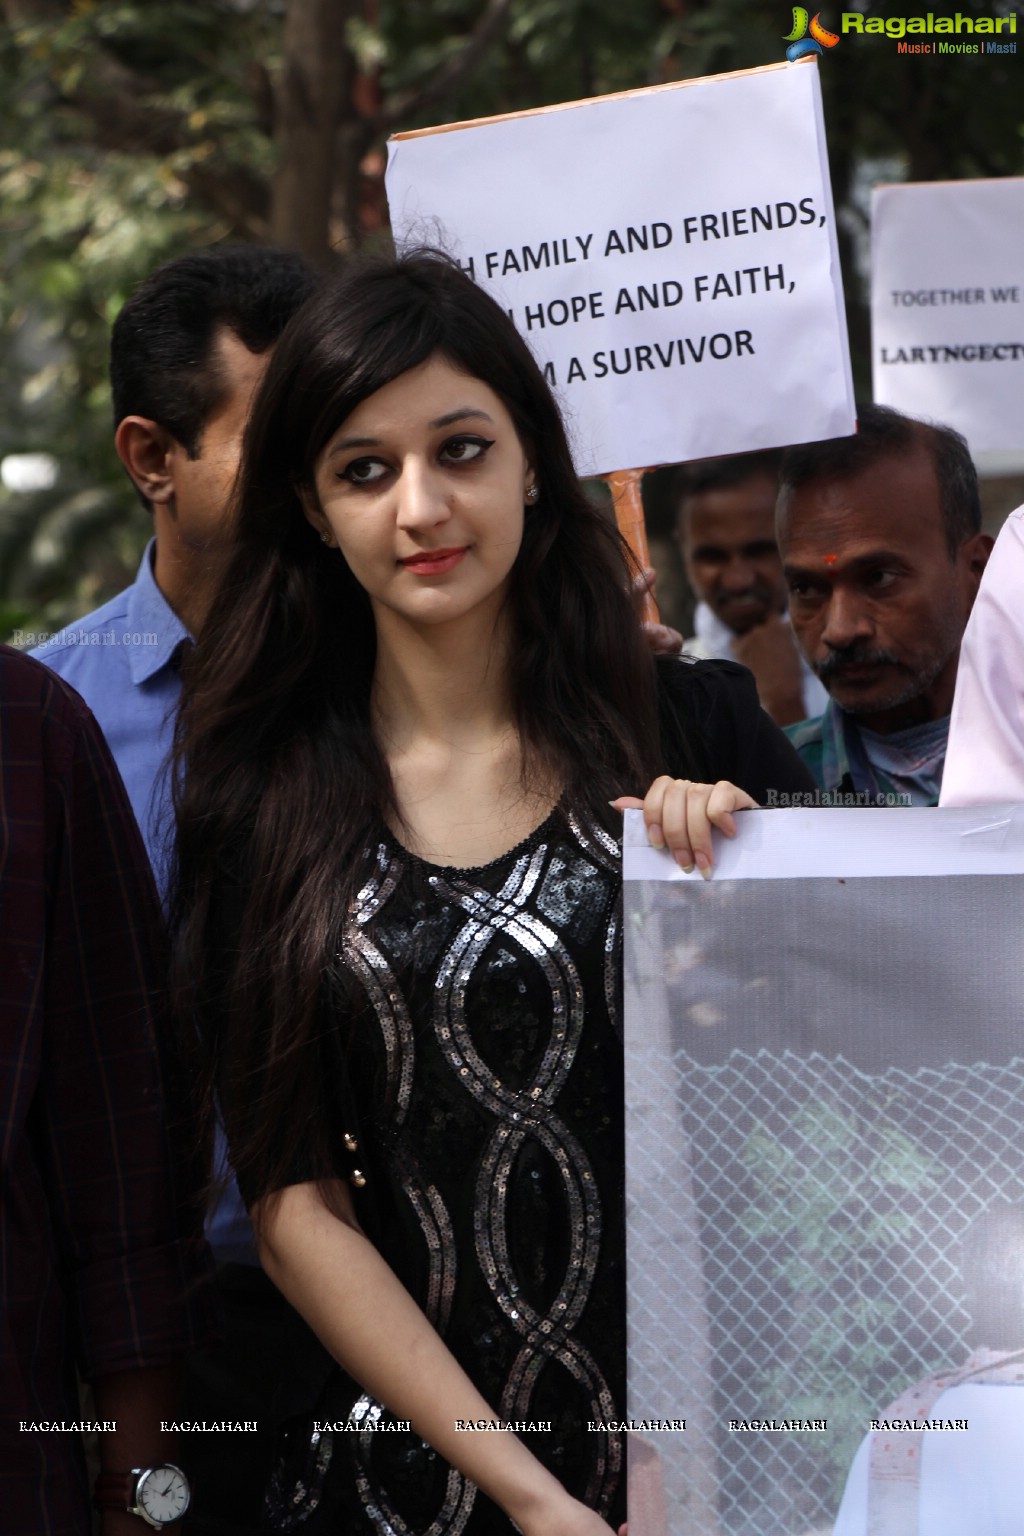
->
[339, 456, 388, 484]
[442, 434, 495, 462]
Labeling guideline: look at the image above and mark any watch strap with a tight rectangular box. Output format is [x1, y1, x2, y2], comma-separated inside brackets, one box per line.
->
[93, 1470, 137, 1510]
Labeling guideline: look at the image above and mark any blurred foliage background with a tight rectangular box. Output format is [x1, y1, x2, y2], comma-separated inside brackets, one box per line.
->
[1, 0, 1022, 639]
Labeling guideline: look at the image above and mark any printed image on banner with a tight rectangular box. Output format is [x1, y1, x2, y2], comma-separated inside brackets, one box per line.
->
[623, 807, 1024, 1536]
[387, 62, 854, 476]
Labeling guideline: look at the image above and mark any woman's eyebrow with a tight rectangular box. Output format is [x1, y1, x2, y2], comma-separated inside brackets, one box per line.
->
[328, 435, 379, 454]
[325, 408, 495, 459]
[429, 407, 494, 429]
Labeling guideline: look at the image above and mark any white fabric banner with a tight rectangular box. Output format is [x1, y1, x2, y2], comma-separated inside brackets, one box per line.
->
[624, 808, 1024, 1535]
[387, 63, 854, 476]
[871, 178, 1024, 454]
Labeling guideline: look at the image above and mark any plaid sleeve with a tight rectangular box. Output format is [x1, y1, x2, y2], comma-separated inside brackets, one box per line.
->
[784, 713, 827, 788]
[39, 675, 216, 1379]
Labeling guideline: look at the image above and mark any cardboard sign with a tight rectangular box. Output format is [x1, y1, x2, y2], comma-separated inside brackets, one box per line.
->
[624, 805, 1024, 1535]
[387, 63, 854, 476]
[872, 178, 1024, 453]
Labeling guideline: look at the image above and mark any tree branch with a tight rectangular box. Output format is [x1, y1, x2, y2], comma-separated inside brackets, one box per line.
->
[4, 0, 270, 236]
[271, 0, 354, 263]
[376, 0, 516, 132]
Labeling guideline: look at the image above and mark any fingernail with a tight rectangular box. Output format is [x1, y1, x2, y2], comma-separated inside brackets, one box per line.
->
[696, 851, 712, 880]
[649, 823, 665, 849]
[674, 850, 693, 872]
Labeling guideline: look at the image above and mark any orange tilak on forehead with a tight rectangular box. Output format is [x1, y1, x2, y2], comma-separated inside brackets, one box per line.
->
[823, 554, 838, 566]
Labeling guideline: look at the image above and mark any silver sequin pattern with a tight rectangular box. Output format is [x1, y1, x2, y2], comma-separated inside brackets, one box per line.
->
[315, 813, 623, 1531]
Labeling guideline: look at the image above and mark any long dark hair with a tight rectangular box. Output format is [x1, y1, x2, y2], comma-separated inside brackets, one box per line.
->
[171, 250, 665, 1214]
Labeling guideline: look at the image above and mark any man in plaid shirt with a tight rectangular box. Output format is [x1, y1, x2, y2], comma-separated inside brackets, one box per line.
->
[0, 644, 214, 1535]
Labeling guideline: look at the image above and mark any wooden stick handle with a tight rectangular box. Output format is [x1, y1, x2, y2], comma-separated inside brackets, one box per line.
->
[606, 467, 659, 623]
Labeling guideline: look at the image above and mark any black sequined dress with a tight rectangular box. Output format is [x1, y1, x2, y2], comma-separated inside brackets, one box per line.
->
[256, 658, 817, 1533]
[265, 806, 627, 1533]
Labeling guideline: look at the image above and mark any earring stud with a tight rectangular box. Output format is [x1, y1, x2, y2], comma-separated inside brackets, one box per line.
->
[525, 483, 540, 503]
[320, 531, 332, 546]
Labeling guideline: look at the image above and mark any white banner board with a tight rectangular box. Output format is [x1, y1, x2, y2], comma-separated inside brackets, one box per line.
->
[872, 178, 1024, 454]
[624, 806, 1024, 1536]
[387, 63, 854, 476]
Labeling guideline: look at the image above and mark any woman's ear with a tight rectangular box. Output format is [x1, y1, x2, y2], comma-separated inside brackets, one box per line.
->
[298, 484, 336, 548]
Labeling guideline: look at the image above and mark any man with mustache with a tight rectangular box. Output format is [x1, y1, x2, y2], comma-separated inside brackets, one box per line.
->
[776, 405, 991, 806]
[675, 451, 827, 726]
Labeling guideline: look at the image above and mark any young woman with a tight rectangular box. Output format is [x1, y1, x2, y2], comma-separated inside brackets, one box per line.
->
[171, 252, 814, 1535]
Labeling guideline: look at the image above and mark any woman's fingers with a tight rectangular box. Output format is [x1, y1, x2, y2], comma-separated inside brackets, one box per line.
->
[612, 779, 757, 874]
[659, 777, 695, 868]
[611, 776, 680, 859]
[681, 779, 732, 871]
[678, 779, 757, 873]
[611, 778, 668, 851]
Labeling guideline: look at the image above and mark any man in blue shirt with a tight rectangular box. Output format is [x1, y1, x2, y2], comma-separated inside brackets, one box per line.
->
[31, 530, 189, 893]
[32, 244, 321, 1535]
[33, 245, 318, 892]
[777, 405, 992, 807]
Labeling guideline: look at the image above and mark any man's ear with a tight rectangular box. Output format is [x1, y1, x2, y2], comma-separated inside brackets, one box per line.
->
[961, 530, 995, 593]
[114, 416, 180, 506]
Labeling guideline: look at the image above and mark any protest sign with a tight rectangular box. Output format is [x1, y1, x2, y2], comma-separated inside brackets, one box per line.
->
[624, 805, 1024, 1535]
[386, 63, 854, 477]
[872, 178, 1024, 454]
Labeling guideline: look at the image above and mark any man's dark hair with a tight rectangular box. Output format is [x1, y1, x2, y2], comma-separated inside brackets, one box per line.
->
[110, 244, 320, 456]
[778, 403, 980, 558]
[672, 449, 783, 520]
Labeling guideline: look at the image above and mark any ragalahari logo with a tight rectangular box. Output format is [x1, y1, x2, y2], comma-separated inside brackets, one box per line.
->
[784, 8, 840, 61]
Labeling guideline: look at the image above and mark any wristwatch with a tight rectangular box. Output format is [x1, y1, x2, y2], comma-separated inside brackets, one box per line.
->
[93, 1464, 191, 1527]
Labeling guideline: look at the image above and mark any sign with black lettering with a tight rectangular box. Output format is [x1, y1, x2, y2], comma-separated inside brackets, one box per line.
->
[386, 63, 854, 475]
[872, 178, 1024, 453]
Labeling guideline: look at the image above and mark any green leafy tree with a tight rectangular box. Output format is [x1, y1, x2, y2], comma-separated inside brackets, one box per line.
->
[737, 1096, 943, 1500]
[0, 1, 1021, 634]
[0, 0, 677, 634]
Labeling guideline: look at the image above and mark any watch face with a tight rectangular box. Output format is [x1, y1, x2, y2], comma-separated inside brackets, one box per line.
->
[136, 1465, 190, 1526]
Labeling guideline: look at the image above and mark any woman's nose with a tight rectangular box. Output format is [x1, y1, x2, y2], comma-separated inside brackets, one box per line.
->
[395, 461, 453, 531]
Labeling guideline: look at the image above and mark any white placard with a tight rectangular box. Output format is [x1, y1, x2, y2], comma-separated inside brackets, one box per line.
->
[387, 63, 854, 476]
[623, 803, 1024, 881]
[872, 178, 1024, 454]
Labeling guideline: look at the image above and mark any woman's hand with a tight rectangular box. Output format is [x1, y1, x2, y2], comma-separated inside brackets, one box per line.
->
[513, 1487, 623, 1536]
[612, 776, 757, 876]
[256, 1182, 622, 1533]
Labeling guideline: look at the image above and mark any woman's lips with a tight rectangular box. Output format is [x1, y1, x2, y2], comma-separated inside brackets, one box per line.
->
[399, 547, 467, 575]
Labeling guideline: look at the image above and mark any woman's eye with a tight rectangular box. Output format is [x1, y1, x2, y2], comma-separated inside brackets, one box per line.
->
[440, 435, 494, 465]
[341, 457, 389, 485]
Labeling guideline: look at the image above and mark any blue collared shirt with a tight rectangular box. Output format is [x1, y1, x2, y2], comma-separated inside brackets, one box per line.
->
[32, 541, 255, 1262]
[31, 539, 189, 895]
